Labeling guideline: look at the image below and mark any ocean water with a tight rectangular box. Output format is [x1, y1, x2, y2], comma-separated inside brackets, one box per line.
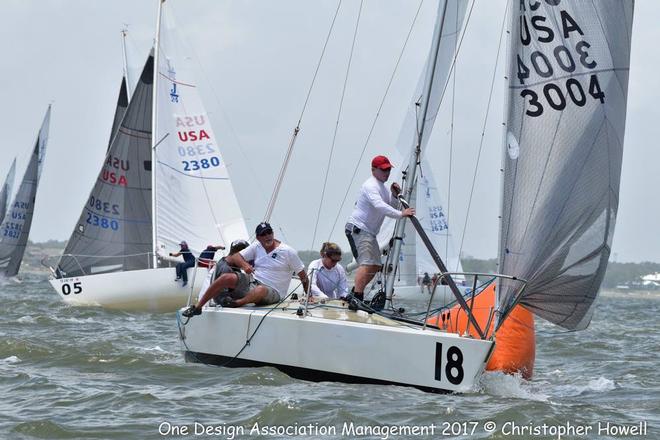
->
[0, 272, 657, 439]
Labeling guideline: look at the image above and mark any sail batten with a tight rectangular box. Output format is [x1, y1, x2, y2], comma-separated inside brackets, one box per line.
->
[498, 1, 634, 330]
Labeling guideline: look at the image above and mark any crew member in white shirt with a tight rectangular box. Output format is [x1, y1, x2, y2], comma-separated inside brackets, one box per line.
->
[345, 155, 415, 303]
[307, 242, 348, 300]
[183, 222, 309, 317]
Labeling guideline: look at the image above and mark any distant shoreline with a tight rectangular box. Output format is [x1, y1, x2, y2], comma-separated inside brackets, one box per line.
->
[23, 241, 660, 288]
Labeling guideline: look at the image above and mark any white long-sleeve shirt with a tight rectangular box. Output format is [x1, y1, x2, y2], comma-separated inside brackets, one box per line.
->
[307, 258, 348, 299]
[347, 176, 402, 235]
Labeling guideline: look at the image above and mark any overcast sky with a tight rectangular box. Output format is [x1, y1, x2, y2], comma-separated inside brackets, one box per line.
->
[1, 0, 658, 262]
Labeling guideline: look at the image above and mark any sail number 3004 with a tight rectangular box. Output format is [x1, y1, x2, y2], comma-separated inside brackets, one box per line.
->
[61, 282, 82, 295]
[434, 343, 464, 385]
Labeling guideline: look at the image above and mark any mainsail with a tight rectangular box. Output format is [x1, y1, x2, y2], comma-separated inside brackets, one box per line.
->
[153, 1, 248, 257]
[0, 159, 17, 224]
[497, 1, 634, 330]
[107, 77, 130, 151]
[57, 57, 154, 277]
[0, 106, 50, 276]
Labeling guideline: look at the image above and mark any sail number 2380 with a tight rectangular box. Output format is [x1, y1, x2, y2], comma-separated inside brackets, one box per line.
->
[434, 343, 464, 385]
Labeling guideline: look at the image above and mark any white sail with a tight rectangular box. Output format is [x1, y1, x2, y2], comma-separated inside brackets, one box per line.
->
[497, 1, 634, 330]
[153, 2, 248, 258]
[381, 0, 468, 287]
[415, 164, 463, 278]
[0, 159, 17, 224]
[0, 106, 50, 276]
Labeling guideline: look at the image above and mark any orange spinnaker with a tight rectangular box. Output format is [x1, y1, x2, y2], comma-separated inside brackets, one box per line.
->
[426, 284, 535, 379]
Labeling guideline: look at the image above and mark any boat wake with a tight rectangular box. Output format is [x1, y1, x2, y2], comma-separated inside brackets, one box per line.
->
[479, 371, 549, 402]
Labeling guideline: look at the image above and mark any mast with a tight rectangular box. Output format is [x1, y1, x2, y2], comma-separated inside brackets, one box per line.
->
[494, 1, 514, 329]
[151, 0, 164, 269]
[385, 0, 448, 300]
[121, 27, 132, 98]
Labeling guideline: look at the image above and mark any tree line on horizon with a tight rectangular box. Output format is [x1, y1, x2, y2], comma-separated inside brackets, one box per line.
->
[25, 240, 660, 288]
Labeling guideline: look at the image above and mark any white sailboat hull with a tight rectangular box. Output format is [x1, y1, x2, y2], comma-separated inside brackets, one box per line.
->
[180, 302, 493, 393]
[50, 267, 208, 312]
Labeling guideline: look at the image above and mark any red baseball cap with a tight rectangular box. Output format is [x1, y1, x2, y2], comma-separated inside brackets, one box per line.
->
[371, 155, 393, 170]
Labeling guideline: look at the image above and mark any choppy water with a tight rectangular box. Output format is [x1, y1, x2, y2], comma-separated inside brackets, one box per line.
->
[1, 272, 658, 439]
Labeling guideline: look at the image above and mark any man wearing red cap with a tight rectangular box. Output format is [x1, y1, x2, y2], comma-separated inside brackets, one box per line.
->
[344, 155, 415, 306]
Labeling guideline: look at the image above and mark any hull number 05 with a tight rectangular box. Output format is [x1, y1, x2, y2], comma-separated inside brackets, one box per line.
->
[61, 282, 82, 295]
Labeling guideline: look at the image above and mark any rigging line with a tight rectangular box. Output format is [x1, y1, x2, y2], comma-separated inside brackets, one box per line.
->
[455, 0, 509, 266]
[297, 0, 343, 125]
[327, 0, 425, 240]
[263, 1, 343, 224]
[311, 0, 364, 249]
[446, 1, 460, 274]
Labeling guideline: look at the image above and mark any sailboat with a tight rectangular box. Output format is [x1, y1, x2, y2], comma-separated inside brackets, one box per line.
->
[0, 106, 51, 277]
[179, 0, 634, 392]
[179, 0, 495, 393]
[49, 10, 248, 312]
[0, 159, 17, 226]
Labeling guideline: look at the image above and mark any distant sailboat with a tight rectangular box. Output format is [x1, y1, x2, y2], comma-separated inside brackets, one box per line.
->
[50, 9, 247, 311]
[0, 159, 17, 225]
[388, 160, 466, 300]
[0, 106, 50, 277]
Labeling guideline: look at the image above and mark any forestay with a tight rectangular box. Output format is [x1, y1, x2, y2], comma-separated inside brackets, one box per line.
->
[498, 1, 634, 330]
[0, 159, 16, 224]
[57, 58, 154, 277]
[153, 2, 247, 258]
[0, 106, 50, 276]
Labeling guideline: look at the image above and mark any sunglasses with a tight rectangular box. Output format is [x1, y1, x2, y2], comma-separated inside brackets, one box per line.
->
[324, 253, 341, 262]
[257, 230, 273, 237]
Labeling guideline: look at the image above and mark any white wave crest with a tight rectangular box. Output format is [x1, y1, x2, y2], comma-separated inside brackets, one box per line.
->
[586, 377, 616, 392]
[480, 371, 550, 402]
[52, 316, 96, 324]
[17, 316, 36, 324]
[1, 356, 21, 364]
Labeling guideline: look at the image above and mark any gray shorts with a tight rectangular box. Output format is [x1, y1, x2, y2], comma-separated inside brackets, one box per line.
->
[345, 223, 382, 266]
[233, 272, 281, 305]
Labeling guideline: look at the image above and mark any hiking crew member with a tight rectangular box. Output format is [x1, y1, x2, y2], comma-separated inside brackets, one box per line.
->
[183, 222, 309, 317]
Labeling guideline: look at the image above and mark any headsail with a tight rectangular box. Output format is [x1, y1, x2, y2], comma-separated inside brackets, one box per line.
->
[383, 0, 468, 287]
[0, 106, 50, 276]
[0, 159, 17, 224]
[497, 1, 634, 330]
[56, 56, 154, 277]
[153, 1, 248, 258]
